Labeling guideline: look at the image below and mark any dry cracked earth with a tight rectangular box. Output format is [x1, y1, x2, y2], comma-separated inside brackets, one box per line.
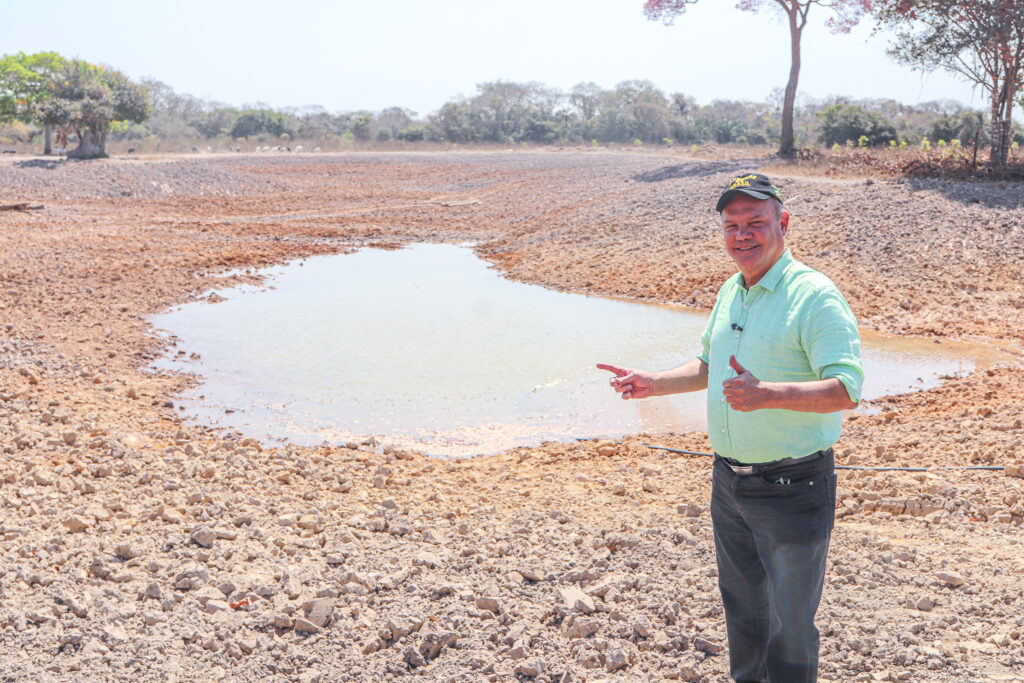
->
[0, 149, 1022, 682]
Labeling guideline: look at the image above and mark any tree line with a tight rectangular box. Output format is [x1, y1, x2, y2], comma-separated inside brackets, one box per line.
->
[0, 65, 1008, 155]
[1, 0, 1023, 166]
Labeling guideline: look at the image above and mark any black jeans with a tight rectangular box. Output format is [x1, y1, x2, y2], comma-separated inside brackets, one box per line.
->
[710, 449, 836, 683]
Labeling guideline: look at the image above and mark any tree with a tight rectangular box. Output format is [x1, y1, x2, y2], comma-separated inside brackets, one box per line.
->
[349, 114, 373, 141]
[817, 103, 898, 145]
[431, 102, 475, 142]
[49, 60, 152, 158]
[189, 107, 238, 138]
[0, 51, 67, 154]
[376, 106, 416, 138]
[874, 0, 1024, 169]
[643, 0, 872, 156]
[229, 109, 286, 139]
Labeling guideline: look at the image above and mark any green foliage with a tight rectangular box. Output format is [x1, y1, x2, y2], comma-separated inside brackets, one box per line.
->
[0, 51, 66, 123]
[397, 125, 426, 142]
[929, 111, 985, 147]
[230, 109, 287, 139]
[40, 59, 152, 156]
[431, 102, 474, 143]
[817, 103, 897, 147]
[920, 137, 931, 151]
[350, 114, 373, 141]
[1, 51, 151, 156]
[523, 117, 559, 143]
[189, 108, 237, 138]
[858, 135, 869, 148]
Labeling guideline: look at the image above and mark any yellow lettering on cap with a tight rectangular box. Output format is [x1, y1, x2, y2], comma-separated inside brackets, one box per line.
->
[728, 174, 758, 190]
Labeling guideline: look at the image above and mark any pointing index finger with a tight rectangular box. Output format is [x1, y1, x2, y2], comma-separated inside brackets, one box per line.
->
[596, 363, 629, 378]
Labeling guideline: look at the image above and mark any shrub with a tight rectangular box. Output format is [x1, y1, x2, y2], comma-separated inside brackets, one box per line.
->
[350, 115, 373, 141]
[397, 126, 426, 142]
[817, 103, 898, 147]
[523, 118, 558, 143]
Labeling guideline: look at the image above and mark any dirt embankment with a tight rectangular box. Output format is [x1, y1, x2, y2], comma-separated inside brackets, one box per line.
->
[0, 151, 1022, 683]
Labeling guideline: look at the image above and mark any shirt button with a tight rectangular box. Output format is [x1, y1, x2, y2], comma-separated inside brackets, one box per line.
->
[721, 398, 725, 402]
[720, 428, 726, 433]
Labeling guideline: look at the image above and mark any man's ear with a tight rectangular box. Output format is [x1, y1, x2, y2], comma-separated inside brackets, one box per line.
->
[779, 210, 790, 234]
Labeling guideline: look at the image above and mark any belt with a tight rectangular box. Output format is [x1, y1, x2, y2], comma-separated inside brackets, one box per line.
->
[715, 449, 831, 476]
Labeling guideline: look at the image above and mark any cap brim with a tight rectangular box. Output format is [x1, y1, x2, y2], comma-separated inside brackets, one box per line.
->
[715, 188, 774, 212]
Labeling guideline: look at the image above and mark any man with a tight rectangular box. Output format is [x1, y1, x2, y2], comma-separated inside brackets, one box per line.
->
[598, 172, 863, 683]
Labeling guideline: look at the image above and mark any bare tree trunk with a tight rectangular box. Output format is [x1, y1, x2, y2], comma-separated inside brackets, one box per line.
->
[44, 125, 52, 156]
[990, 95, 1009, 170]
[1003, 93, 1016, 165]
[66, 128, 108, 159]
[779, 9, 803, 157]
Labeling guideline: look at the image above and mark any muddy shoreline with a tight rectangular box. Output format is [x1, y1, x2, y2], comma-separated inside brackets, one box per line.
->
[1, 151, 1022, 682]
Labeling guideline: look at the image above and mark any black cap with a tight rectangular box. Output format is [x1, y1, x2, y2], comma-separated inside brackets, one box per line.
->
[716, 173, 783, 212]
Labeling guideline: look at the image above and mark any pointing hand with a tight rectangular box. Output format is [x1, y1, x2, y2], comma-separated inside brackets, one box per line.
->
[597, 363, 657, 400]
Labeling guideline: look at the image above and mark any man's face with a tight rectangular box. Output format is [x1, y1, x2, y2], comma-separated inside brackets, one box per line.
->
[720, 194, 789, 287]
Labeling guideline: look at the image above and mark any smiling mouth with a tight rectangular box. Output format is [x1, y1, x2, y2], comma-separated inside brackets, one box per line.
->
[735, 245, 759, 251]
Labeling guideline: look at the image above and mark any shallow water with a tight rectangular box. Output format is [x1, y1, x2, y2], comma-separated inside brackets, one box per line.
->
[151, 244, 1015, 456]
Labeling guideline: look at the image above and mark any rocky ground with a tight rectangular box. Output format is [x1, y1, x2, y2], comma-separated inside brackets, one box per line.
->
[0, 150, 1022, 682]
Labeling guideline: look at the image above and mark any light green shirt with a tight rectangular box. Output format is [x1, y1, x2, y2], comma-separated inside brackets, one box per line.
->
[698, 249, 863, 463]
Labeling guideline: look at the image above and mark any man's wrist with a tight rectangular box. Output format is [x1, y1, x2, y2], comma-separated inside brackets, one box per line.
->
[759, 382, 783, 409]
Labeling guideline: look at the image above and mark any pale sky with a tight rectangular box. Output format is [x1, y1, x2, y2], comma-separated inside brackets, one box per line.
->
[0, 0, 987, 116]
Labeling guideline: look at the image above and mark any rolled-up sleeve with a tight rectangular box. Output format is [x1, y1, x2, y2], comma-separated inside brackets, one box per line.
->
[801, 288, 864, 404]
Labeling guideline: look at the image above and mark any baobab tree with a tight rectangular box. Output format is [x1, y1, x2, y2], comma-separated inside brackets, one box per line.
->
[643, 0, 873, 156]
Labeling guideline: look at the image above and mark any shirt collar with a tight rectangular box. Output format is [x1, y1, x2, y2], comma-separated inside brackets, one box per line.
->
[738, 248, 793, 293]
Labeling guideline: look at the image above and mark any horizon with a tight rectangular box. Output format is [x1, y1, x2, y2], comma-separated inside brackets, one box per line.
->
[0, 0, 1000, 119]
